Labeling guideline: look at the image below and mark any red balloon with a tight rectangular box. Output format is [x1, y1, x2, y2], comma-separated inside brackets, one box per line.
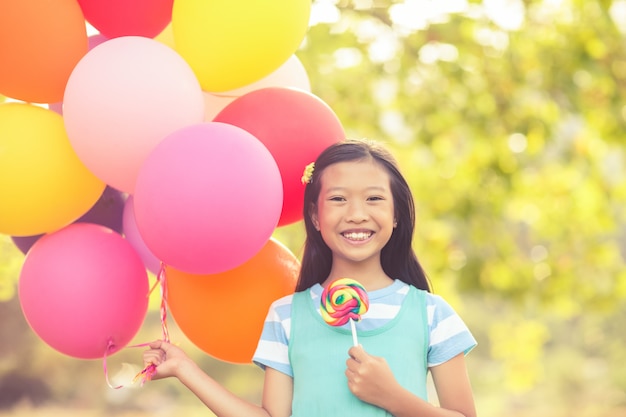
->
[0, 0, 88, 103]
[166, 238, 299, 364]
[214, 87, 345, 226]
[77, 0, 174, 38]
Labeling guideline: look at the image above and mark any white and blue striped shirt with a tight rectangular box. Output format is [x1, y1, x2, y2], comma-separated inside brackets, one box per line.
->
[253, 279, 477, 377]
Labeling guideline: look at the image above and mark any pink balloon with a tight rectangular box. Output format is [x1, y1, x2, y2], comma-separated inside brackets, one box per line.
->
[133, 122, 283, 274]
[78, 0, 173, 39]
[204, 55, 311, 122]
[122, 196, 161, 274]
[64, 36, 205, 193]
[18, 223, 149, 359]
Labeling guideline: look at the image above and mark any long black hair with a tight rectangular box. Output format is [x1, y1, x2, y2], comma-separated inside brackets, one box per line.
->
[295, 139, 430, 292]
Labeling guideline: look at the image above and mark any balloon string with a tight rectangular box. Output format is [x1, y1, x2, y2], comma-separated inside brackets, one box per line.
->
[103, 339, 123, 390]
[102, 262, 171, 389]
[157, 263, 170, 343]
[133, 262, 170, 386]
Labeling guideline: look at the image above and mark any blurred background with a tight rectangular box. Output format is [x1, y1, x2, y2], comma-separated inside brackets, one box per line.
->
[2, 0, 626, 416]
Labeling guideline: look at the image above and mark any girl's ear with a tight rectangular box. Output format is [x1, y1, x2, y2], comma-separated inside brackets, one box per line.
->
[309, 205, 320, 231]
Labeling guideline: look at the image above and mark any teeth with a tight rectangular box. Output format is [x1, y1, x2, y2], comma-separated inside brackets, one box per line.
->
[343, 232, 372, 241]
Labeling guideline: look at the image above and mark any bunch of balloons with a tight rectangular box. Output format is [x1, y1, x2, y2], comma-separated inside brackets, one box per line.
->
[0, 0, 346, 363]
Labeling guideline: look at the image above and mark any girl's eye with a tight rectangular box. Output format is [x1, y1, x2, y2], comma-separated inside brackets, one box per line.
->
[368, 196, 384, 201]
[329, 196, 346, 202]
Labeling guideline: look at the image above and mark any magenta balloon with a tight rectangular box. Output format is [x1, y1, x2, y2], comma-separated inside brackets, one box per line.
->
[18, 223, 149, 359]
[122, 196, 161, 274]
[133, 122, 283, 274]
[78, 0, 173, 38]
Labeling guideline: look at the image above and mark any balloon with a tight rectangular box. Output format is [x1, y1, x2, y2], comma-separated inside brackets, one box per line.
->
[48, 101, 64, 115]
[204, 55, 311, 122]
[88, 33, 109, 50]
[167, 238, 299, 363]
[11, 186, 126, 254]
[10, 235, 40, 256]
[77, 0, 173, 39]
[18, 223, 149, 359]
[63, 36, 205, 193]
[0, 103, 105, 236]
[172, 0, 311, 92]
[214, 87, 345, 226]
[122, 196, 161, 274]
[73, 186, 126, 233]
[134, 122, 283, 274]
[0, 0, 88, 103]
[154, 23, 175, 50]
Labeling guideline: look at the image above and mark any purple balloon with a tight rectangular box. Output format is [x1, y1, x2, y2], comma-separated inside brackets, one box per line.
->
[11, 234, 42, 254]
[78, 185, 125, 233]
[122, 196, 161, 274]
[11, 186, 126, 254]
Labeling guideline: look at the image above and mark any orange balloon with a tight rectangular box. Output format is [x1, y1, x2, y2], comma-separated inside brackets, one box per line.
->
[166, 238, 299, 363]
[0, 0, 88, 103]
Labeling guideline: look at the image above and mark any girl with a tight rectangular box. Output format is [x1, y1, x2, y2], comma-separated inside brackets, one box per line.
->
[143, 139, 477, 417]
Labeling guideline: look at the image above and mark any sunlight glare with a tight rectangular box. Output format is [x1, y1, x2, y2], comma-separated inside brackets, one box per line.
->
[333, 47, 363, 68]
[310, 0, 341, 26]
[389, 0, 469, 33]
[418, 42, 459, 64]
[609, 0, 626, 34]
[483, 0, 525, 31]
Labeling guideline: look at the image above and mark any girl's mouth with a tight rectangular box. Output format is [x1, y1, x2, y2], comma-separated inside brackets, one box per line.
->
[341, 231, 373, 241]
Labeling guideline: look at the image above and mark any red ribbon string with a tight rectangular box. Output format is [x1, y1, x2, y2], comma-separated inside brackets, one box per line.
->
[102, 262, 171, 388]
[157, 263, 170, 344]
[133, 262, 170, 386]
[103, 339, 123, 389]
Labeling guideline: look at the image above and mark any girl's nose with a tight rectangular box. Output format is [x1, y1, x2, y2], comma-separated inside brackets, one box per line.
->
[345, 201, 368, 223]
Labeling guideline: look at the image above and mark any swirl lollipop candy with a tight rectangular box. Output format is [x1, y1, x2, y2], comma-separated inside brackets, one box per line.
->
[320, 278, 369, 346]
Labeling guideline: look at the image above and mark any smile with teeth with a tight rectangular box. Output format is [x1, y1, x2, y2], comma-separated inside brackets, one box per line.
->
[342, 231, 373, 241]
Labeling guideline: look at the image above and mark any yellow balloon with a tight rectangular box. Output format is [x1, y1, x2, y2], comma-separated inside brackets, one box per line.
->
[172, 0, 311, 92]
[0, 103, 105, 236]
[154, 22, 176, 50]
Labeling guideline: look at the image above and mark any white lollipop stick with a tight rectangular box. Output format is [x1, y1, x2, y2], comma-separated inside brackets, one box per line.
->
[350, 318, 358, 347]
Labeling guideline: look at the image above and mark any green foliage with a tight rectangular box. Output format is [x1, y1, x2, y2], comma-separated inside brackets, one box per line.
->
[294, 0, 626, 414]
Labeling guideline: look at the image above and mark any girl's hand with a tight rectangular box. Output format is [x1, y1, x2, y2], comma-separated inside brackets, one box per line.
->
[345, 345, 401, 408]
[142, 340, 191, 380]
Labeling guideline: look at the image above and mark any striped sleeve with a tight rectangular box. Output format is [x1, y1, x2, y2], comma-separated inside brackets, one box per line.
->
[252, 294, 294, 377]
[426, 294, 477, 367]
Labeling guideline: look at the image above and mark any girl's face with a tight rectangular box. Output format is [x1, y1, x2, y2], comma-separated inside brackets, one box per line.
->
[312, 159, 395, 268]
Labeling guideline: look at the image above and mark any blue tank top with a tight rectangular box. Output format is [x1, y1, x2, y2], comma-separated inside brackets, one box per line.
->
[289, 285, 429, 416]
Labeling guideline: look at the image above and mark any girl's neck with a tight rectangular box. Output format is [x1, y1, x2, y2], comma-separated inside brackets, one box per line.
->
[323, 259, 394, 291]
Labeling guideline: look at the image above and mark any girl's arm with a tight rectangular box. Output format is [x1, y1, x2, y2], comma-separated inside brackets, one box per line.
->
[143, 340, 293, 417]
[346, 346, 476, 417]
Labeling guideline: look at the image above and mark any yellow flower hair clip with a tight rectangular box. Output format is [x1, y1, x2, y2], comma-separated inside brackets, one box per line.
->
[301, 162, 315, 184]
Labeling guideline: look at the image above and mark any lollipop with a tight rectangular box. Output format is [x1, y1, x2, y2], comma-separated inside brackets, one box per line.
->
[320, 278, 369, 346]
